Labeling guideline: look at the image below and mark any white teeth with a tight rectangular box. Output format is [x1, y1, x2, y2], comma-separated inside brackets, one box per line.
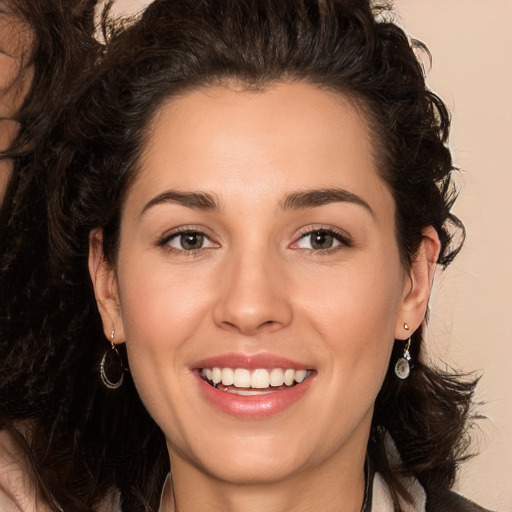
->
[269, 368, 284, 386]
[284, 369, 295, 386]
[201, 367, 310, 390]
[233, 368, 251, 387]
[221, 368, 234, 386]
[251, 369, 270, 389]
[295, 370, 307, 383]
[223, 387, 281, 396]
[211, 367, 222, 385]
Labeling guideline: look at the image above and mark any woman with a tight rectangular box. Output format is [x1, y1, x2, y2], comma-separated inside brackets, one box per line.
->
[0, 0, 490, 510]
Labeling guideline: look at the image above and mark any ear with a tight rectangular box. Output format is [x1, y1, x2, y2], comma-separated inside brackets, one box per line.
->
[89, 229, 125, 344]
[395, 226, 441, 340]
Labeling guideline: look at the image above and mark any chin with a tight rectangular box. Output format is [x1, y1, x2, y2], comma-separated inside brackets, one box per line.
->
[204, 455, 305, 486]
[171, 429, 312, 485]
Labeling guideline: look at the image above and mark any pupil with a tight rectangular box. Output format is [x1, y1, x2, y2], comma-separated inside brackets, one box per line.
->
[311, 231, 333, 250]
[181, 233, 203, 250]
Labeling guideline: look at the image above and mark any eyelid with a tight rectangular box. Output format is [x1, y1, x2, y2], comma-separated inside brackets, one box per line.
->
[158, 225, 220, 251]
[290, 225, 353, 250]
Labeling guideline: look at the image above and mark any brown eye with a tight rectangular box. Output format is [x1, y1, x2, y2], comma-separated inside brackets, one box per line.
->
[294, 229, 348, 251]
[180, 233, 205, 250]
[165, 231, 217, 252]
[309, 231, 335, 250]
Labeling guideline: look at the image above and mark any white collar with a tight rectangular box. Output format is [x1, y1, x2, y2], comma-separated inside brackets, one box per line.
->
[371, 471, 426, 512]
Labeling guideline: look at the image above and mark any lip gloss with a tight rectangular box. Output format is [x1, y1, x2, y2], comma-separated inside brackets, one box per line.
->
[192, 352, 315, 419]
[196, 372, 314, 418]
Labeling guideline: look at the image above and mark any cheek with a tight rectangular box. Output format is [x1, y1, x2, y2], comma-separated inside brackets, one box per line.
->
[115, 255, 218, 372]
[114, 258, 215, 426]
[298, 255, 403, 382]
[301, 257, 403, 336]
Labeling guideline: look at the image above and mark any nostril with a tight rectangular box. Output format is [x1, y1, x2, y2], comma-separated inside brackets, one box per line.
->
[218, 318, 285, 335]
[212, 274, 293, 334]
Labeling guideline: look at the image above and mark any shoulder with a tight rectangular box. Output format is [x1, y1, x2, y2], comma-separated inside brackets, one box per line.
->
[426, 486, 495, 512]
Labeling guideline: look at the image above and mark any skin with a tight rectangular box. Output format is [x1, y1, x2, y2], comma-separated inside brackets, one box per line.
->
[91, 82, 440, 512]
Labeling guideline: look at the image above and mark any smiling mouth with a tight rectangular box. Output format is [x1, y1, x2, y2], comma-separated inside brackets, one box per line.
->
[200, 367, 313, 396]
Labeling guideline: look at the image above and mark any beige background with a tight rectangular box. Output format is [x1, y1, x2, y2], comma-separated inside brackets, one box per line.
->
[113, 1, 512, 510]
[394, 2, 512, 511]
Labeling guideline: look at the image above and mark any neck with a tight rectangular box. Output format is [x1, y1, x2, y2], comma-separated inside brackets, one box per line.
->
[164, 447, 367, 512]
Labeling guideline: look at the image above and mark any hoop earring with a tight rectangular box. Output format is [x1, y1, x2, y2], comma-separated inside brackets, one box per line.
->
[395, 337, 412, 380]
[100, 328, 124, 389]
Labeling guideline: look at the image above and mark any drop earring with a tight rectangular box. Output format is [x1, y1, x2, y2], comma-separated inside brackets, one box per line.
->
[395, 323, 412, 380]
[100, 327, 125, 389]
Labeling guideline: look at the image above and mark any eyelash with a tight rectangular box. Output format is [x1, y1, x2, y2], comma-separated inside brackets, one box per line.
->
[158, 227, 218, 255]
[292, 227, 352, 254]
[158, 226, 352, 255]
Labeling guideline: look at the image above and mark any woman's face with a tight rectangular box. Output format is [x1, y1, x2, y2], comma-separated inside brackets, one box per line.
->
[93, 82, 433, 487]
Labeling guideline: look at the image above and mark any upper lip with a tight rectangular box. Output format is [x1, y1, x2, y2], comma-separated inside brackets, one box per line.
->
[192, 352, 312, 371]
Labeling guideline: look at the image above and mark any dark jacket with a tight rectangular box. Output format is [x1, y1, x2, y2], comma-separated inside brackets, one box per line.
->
[426, 486, 494, 512]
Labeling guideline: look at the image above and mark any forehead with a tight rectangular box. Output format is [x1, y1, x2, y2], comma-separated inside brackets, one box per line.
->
[131, 82, 393, 216]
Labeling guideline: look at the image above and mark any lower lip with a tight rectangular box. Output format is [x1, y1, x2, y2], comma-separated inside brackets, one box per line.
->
[196, 372, 314, 419]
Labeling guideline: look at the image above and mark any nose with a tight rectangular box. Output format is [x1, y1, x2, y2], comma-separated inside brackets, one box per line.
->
[212, 246, 293, 336]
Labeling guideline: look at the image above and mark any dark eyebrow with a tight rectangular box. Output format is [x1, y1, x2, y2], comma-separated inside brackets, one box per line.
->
[140, 190, 219, 216]
[281, 188, 374, 217]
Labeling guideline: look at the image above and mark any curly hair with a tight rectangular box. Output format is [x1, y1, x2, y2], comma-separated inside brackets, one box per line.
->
[0, 1, 478, 510]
